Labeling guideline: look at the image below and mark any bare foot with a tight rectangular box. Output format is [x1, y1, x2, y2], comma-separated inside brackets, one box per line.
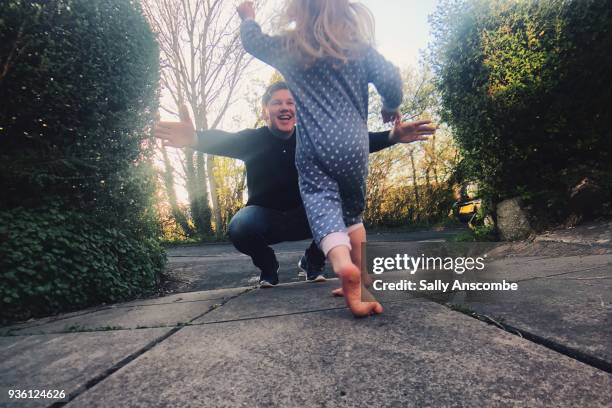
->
[339, 263, 383, 317]
[331, 274, 373, 297]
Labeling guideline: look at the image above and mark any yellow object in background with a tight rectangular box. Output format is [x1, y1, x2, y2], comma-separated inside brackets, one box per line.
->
[459, 203, 476, 214]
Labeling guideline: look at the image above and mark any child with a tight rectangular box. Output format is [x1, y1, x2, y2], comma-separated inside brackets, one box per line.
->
[237, 0, 403, 317]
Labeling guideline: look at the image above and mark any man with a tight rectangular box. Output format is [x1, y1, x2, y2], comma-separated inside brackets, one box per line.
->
[155, 82, 434, 287]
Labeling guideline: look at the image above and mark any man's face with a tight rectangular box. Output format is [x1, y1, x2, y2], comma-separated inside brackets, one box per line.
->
[263, 89, 296, 135]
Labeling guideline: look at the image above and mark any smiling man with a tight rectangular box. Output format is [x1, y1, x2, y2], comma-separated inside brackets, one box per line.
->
[155, 82, 434, 287]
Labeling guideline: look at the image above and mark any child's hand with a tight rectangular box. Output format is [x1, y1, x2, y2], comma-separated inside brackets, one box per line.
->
[154, 105, 197, 148]
[381, 108, 400, 124]
[389, 120, 437, 144]
[237, 2, 255, 21]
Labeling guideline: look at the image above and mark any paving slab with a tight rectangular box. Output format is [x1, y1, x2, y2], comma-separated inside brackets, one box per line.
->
[475, 253, 612, 282]
[365, 253, 612, 305]
[193, 279, 411, 324]
[488, 240, 611, 258]
[0, 328, 170, 408]
[121, 287, 248, 307]
[194, 280, 347, 323]
[69, 299, 611, 407]
[366, 240, 612, 282]
[429, 265, 612, 364]
[0, 287, 249, 336]
[5, 288, 249, 335]
[165, 251, 327, 291]
[0, 306, 111, 336]
[162, 229, 464, 292]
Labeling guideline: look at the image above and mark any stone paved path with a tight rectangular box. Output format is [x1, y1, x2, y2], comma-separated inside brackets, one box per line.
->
[1, 229, 610, 407]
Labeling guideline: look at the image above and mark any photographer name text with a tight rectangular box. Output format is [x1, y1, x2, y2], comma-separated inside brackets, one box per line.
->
[372, 279, 518, 292]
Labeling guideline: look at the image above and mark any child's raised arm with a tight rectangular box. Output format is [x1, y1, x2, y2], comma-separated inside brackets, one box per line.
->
[364, 47, 403, 123]
[238, 3, 286, 68]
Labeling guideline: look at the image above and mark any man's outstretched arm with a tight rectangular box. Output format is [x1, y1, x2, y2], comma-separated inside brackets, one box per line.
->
[368, 120, 437, 153]
[368, 131, 393, 153]
[154, 105, 252, 160]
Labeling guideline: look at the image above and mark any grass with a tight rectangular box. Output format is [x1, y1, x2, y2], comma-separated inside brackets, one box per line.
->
[451, 224, 497, 242]
[447, 303, 477, 316]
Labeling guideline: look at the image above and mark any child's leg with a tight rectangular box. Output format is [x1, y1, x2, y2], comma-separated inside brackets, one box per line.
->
[295, 143, 380, 316]
[326, 243, 383, 317]
[332, 223, 373, 297]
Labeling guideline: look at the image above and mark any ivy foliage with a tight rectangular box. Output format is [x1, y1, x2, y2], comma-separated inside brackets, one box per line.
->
[430, 0, 611, 220]
[0, 0, 164, 323]
[0, 208, 165, 322]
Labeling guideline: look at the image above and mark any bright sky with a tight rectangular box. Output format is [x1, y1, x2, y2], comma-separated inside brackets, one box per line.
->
[361, 0, 439, 68]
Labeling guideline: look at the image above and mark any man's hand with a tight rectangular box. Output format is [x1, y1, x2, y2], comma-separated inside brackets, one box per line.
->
[389, 120, 437, 144]
[381, 108, 401, 124]
[237, 2, 255, 21]
[154, 105, 197, 148]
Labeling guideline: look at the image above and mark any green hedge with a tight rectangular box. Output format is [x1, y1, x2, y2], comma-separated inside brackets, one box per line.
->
[430, 0, 612, 221]
[0, 208, 165, 322]
[0, 0, 164, 323]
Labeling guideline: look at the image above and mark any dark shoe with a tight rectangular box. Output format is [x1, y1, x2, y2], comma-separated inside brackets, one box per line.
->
[259, 265, 279, 288]
[298, 255, 326, 282]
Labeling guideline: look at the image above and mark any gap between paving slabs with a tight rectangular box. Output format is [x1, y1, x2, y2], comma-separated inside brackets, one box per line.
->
[56, 297, 428, 408]
[426, 265, 612, 374]
[6, 263, 610, 406]
[65, 296, 612, 408]
[31, 290, 604, 406]
[444, 304, 612, 374]
[40, 286, 253, 407]
[59, 281, 611, 406]
[37, 283, 395, 406]
[47, 287, 423, 407]
[1, 288, 249, 337]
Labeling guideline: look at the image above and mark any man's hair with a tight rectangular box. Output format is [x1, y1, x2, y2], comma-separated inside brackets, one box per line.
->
[262, 81, 290, 106]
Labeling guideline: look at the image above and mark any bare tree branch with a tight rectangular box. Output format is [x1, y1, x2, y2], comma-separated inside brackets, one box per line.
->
[142, 0, 253, 238]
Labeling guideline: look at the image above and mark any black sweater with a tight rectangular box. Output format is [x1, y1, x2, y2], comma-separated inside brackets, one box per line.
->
[196, 127, 393, 211]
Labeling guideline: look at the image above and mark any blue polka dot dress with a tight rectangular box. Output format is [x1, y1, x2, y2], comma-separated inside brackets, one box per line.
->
[241, 20, 403, 253]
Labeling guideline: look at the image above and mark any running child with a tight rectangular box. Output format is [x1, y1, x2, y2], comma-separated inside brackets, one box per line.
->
[237, 0, 403, 317]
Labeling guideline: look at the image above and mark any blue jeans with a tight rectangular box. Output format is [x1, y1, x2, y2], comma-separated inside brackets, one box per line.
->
[228, 205, 325, 274]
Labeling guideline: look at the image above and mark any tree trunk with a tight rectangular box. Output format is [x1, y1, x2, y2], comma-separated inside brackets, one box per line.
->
[195, 151, 212, 236]
[161, 146, 195, 237]
[206, 154, 224, 239]
[431, 135, 439, 184]
[409, 148, 420, 221]
[425, 166, 432, 208]
[184, 148, 212, 237]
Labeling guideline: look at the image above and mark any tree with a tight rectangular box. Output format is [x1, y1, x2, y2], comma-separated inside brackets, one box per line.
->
[0, 0, 164, 322]
[141, 0, 253, 239]
[365, 65, 458, 227]
[429, 0, 612, 223]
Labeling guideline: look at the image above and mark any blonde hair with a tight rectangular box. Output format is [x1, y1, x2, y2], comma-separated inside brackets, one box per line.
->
[281, 0, 375, 66]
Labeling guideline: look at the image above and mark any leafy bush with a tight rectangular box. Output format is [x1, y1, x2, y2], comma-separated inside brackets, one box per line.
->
[430, 0, 612, 222]
[365, 182, 455, 228]
[0, 0, 163, 323]
[0, 208, 165, 323]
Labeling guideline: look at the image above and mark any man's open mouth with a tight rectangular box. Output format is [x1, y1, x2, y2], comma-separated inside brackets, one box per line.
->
[278, 114, 293, 121]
